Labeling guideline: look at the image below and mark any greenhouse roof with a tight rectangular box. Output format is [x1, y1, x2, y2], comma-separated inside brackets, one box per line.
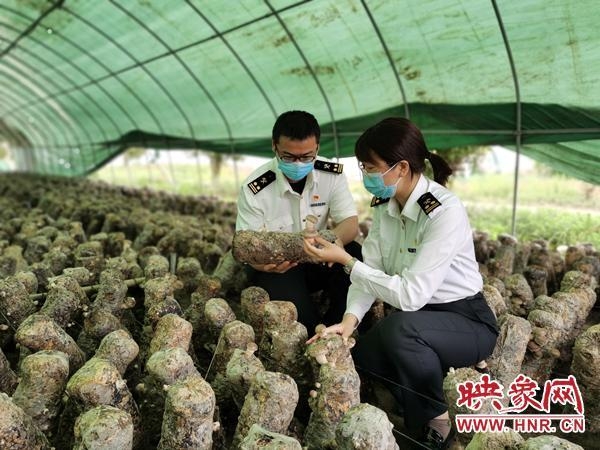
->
[1, 0, 599, 184]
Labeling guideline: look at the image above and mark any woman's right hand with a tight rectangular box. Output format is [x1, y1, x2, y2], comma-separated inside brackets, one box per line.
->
[250, 261, 297, 273]
[306, 314, 358, 344]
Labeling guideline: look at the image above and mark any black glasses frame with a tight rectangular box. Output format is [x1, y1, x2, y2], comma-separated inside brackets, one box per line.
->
[275, 146, 318, 163]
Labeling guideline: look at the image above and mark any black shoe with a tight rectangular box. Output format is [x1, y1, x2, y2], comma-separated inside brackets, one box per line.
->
[474, 365, 489, 374]
[421, 426, 455, 450]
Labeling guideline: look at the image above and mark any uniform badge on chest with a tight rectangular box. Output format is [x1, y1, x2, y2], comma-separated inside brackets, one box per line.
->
[310, 194, 326, 207]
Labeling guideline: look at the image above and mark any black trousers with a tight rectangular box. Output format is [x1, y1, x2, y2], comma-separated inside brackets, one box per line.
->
[249, 241, 362, 334]
[352, 293, 498, 429]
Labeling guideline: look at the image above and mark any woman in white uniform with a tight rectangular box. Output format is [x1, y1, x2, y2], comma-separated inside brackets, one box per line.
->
[304, 117, 498, 450]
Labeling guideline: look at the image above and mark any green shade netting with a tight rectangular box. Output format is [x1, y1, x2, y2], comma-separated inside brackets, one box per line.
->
[1, 0, 599, 184]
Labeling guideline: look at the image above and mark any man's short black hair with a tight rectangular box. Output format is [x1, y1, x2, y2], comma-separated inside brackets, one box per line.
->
[272, 110, 320, 143]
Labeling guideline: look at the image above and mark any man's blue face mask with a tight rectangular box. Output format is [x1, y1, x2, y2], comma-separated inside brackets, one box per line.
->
[277, 158, 315, 181]
[361, 162, 400, 198]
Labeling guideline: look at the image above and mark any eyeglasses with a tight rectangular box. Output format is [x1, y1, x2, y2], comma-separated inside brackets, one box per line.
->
[275, 146, 318, 163]
[358, 160, 399, 175]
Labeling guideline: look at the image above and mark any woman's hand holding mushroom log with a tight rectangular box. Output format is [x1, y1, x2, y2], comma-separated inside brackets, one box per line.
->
[250, 261, 298, 273]
[303, 236, 351, 267]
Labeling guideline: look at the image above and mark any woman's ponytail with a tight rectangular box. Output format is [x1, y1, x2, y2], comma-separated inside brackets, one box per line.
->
[427, 152, 453, 187]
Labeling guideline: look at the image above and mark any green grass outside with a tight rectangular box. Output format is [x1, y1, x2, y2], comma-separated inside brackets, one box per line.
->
[92, 161, 600, 249]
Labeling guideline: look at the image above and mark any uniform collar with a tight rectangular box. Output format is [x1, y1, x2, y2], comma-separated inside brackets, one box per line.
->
[387, 173, 427, 222]
[271, 157, 317, 195]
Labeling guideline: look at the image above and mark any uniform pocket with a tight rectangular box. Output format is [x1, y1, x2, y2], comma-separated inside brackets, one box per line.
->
[265, 215, 294, 232]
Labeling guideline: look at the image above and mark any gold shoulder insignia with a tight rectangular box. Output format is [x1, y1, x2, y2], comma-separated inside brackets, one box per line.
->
[370, 196, 390, 207]
[417, 192, 442, 215]
[247, 170, 276, 195]
[314, 159, 343, 174]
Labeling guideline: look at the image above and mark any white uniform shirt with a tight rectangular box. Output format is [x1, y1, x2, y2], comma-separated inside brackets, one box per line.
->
[346, 174, 482, 322]
[236, 157, 357, 233]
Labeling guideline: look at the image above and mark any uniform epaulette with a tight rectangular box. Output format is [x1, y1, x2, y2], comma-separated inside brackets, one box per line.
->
[370, 196, 390, 207]
[247, 170, 276, 194]
[314, 160, 343, 174]
[417, 192, 442, 215]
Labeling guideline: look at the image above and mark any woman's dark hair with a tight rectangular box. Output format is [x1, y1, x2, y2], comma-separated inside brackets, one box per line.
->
[354, 117, 452, 186]
[272, 110, 321, 144]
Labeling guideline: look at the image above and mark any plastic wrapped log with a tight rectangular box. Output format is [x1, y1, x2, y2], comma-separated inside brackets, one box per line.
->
[175, 258, 203, 308]
[24, 235, 51, 265]
[0, 245, 28, 278]
[529, 244, 562, 294]
[232, 371, 299, 448]
[74, 241, 105, 283]
[104, 256, 144, 282]
[158, 374, 216, 450]
[204, 297, 236, 343]
[561, 268, 598, 291]
[148, 313, 193, 357]
[210, 320, 255, 382]
[94, 269, 131, 316]
[15, 313, 85, 373]
[194, 241, 224, 274]
[194, 275, 222, 300]
[232, 229, 337, 265]
[66, 358, 139, 424]
[0, 347, 18, 395]
[565, 245, 588, 269]
[473, 230, 490, 264]
[12, 350, 70, 434]
[571, 255, 600, 283]
[519, 435, 584, 449]
[523, 272, 596, 381]
[504, 273, 534, 317]
[95, 329, 139, 376]
[0, 277, 37, 336]
[226, 345, 265, 409]
[73, 405, 133, 450]
[482, 283, 507, 319]
[240, 286, 270, 340]
[486, 314, 531, 390]
[144, 274, 183, 309]
[570, 324, 600, 433]
[141, 348, 199, 449]
[335, 403, 398, 450]
[304, 335, 360, 449]
[146, 347, 197, 386]
[213, 250, 249, 294]
[63, 267, 94, 287]
[239, 424, 301, 450]
[523, 265, 548, 298]
[147, 296, 183, 329]
[15, 271, 38, 295]
[263, 300, 297, 329]
[464, 430, 524, 449]
[0, 392, 51, 449]
[443, 367, 497, 442]
[77, 308, 124, 357]
[487, 234, 517, 280]
[40, 282, 87, 330]
[185, 289, 219, 355]
[513, 243, 532, 275]
[144, 254, 170, 280]
[259, 301, 308, 377]
[184, 277, 222, 328]
[30, 262, 54, 292]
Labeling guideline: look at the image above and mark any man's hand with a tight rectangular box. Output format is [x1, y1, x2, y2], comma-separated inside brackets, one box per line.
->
[306, 314, 358, 344]
[250, 261, 298, 273]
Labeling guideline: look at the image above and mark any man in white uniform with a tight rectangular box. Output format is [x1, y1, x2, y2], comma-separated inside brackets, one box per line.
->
[236, 110, 361, 332]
